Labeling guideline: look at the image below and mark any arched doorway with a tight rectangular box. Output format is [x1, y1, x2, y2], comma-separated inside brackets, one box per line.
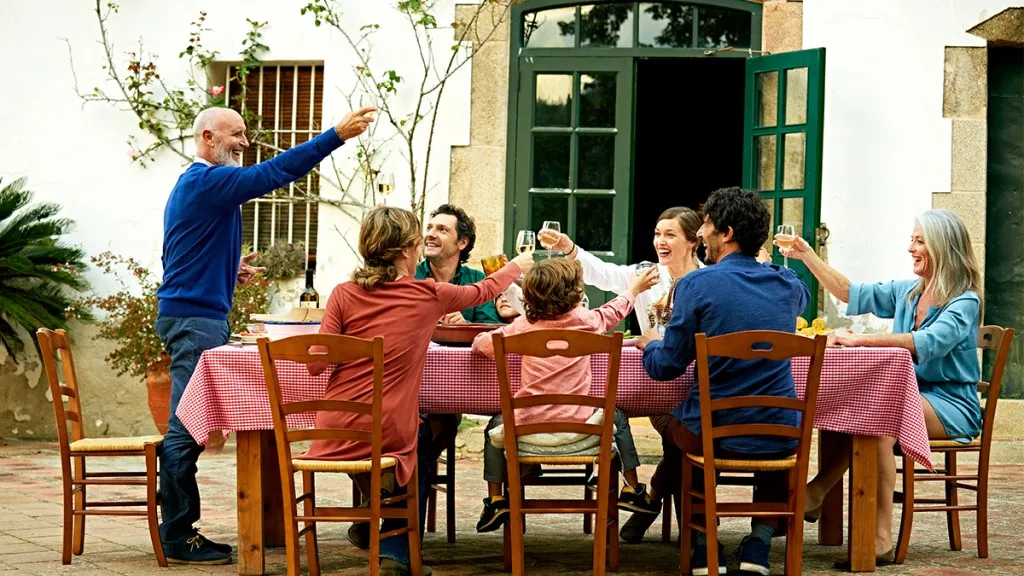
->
[504, 0, 825, 320]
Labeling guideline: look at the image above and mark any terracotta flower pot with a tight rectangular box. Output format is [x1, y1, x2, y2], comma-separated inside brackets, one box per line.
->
[144, 354, 227, 452]
[145, 356, 172, 435]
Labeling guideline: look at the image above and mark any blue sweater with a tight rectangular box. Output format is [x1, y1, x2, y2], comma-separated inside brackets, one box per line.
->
[157, 128, 344, 320]
[642, 253, 809, 454]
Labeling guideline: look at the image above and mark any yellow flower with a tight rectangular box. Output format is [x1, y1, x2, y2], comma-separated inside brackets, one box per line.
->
[811, 318, 827, 331]
[796, 317, 808, 331]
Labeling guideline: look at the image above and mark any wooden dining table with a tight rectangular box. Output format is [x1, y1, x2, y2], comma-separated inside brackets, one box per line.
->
[177, 343, 930, 575]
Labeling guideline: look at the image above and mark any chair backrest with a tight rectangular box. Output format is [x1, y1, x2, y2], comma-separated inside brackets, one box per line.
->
[694, 331, 827, 477]
[36, 328, 86, 458]
[492, 329, 623, 463]
[977, 326, 1015, 450]
[257, 334, 385, 472]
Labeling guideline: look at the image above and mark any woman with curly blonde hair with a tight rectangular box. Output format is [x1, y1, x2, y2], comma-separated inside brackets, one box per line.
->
[305, 206, 534, 575]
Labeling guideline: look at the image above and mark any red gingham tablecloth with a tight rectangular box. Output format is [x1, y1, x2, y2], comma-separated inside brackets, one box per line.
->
[177, 344, 932, 469]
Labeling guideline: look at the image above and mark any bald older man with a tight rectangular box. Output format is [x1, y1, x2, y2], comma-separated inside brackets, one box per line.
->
[155, 106, 374, 564]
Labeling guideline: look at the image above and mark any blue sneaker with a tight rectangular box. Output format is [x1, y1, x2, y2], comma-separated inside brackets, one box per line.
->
[690, 540, 726, 575]
[738, 535, 771, 576]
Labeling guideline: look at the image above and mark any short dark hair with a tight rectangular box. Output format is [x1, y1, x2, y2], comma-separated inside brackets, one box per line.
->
[702, 187, 771, 256]
[522, 259, 585, 323]
[430, 204, 476, 263]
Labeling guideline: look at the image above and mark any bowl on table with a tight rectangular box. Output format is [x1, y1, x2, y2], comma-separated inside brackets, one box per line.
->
[261, 322, 322, 340]
[431, 323, 497, 347]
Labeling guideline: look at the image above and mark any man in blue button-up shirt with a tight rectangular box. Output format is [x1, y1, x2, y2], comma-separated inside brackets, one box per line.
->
[629, 187, 809, 576]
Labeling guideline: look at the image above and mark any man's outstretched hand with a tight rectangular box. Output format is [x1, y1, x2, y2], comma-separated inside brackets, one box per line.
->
[335, 107, 377, 141]
[237, 252, 266, 285]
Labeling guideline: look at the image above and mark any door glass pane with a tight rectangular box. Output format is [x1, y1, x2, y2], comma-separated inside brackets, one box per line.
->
[580, 4, 633, 48]
[523, 8, 576, 48]
[580, 73, 616, 127]
[781, 197, 805, 239]
[530, 194, 570, 234]
[763, 199, 775, 254]
[535, 74, 573, 127]
[756, 71, 778, 128]
[576, 196, 614, 251]
[533, 133, 571, 189]
[783, 132, 806, 190]
[578, 134, 615, 189]
[755, 135, 777, 191]
[698, 6, 751, 49]
[785, 67, 808, 125]
[638, 3, 693, 48]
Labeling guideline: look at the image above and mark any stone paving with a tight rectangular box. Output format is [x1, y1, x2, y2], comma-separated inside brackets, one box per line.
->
[2, 435, 1024, 575]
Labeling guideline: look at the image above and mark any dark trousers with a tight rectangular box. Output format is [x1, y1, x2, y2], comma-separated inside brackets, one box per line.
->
[377, 421, 434, 564]
[154, 316, 229, 544]
[651, 418, 791, 533]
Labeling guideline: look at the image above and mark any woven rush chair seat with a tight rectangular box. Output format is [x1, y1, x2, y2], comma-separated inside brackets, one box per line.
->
[686, 453, 797, 472]
[292, 457, 397, 474]
[929, 439, 981, 449]
[69, 436, 165, 453]
[518, 455, 599, 465]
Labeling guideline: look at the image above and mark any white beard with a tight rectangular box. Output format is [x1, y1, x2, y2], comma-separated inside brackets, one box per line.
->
[214, 146, 240, 167]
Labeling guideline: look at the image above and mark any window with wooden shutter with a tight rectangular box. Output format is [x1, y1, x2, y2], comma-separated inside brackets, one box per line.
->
[224, 63, 325, 263]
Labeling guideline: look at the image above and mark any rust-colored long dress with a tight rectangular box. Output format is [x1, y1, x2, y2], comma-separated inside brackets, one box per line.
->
[303, 263, 521, 486]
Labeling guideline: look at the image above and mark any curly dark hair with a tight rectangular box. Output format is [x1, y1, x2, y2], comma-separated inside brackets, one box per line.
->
[430, 204, 476, 264]
[522, 259, 585, 323]
[702, 187, 771, 256]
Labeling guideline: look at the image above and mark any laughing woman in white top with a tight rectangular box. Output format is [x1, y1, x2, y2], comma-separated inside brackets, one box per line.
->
[538, 207, 704, 336]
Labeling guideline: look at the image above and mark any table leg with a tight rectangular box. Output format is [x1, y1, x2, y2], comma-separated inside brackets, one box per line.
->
[847, 435, 878, 572]
[818, 430, 844, 546]
[237, 431, 265, 576]
[260, 431, 286, 547]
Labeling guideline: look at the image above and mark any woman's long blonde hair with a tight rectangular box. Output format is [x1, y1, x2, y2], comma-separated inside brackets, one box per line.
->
[909, 209, 982, 311]
[351, 206, 422, 291]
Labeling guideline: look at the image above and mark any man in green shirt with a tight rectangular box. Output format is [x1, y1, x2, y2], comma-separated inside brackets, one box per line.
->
[414, 203, 503, 323]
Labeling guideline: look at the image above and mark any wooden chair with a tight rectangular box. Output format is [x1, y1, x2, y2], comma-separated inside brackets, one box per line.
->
[493, 329, 623, 576]
[426, 430, 456, 543]
[895, 326, 1015, 563]
[257, 334, 423, 576]
[36, 328, 166, 567]
[680, 331, 827, 576]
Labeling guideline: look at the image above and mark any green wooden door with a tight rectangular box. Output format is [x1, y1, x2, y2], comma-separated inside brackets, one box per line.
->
[742, 48, 826, 319]
[508, 57, 634, 307]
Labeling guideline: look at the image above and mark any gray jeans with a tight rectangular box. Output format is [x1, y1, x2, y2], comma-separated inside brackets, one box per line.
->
[483, 407, 641, 483]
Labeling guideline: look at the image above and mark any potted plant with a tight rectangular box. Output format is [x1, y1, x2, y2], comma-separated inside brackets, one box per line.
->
[86, 252, 270, 441]
[0, 177, 92, 361]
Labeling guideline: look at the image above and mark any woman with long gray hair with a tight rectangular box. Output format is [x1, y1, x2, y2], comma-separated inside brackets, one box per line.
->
[778, 209, 983, 566]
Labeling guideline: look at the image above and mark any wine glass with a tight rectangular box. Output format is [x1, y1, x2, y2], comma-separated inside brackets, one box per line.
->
[515, 230, 536, 255]
[539, 221, 561, 249]
[776, 225, 796, 268]
[358, 91, 376, 119]
[376, 172, 395, 204]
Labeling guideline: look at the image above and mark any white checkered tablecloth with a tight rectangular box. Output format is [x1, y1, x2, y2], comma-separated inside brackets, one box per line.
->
[176, 343, 932, 469]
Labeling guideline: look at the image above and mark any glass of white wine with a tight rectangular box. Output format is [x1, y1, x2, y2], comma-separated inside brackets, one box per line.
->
[376, 172, 395, 204]
[539, 221, 561, 249]
[358, 91, 376, 120]
[516, 230, 536, 254]
[775, 224, 797, 268]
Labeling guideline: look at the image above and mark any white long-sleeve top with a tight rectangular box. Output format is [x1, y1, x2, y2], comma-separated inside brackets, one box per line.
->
[576, 247, 703, 335]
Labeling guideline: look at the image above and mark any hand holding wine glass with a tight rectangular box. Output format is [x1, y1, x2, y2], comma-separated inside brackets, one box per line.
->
[773, 231, 813, 262]
[538, 229, 573, 252]
[509, 251, 535, 275]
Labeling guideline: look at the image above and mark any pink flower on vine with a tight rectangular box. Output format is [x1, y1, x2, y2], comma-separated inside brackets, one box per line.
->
[209, 85, 225, 96]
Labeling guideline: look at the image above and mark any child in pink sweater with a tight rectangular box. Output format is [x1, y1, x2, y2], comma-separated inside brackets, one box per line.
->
[471, 258, 660, 532]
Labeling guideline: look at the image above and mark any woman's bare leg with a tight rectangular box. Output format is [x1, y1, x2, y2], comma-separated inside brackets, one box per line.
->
[806, 434, 851, 511]
[876, 436, 897, 555]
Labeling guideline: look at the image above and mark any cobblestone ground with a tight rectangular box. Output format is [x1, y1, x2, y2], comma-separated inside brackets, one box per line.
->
[2, 437, 1024, 575]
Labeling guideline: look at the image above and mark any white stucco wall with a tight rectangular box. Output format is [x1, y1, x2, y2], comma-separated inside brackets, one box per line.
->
[804, 1, 1003, 329]
[0, 0, 470, 296]
[0, 0, 469, 437]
